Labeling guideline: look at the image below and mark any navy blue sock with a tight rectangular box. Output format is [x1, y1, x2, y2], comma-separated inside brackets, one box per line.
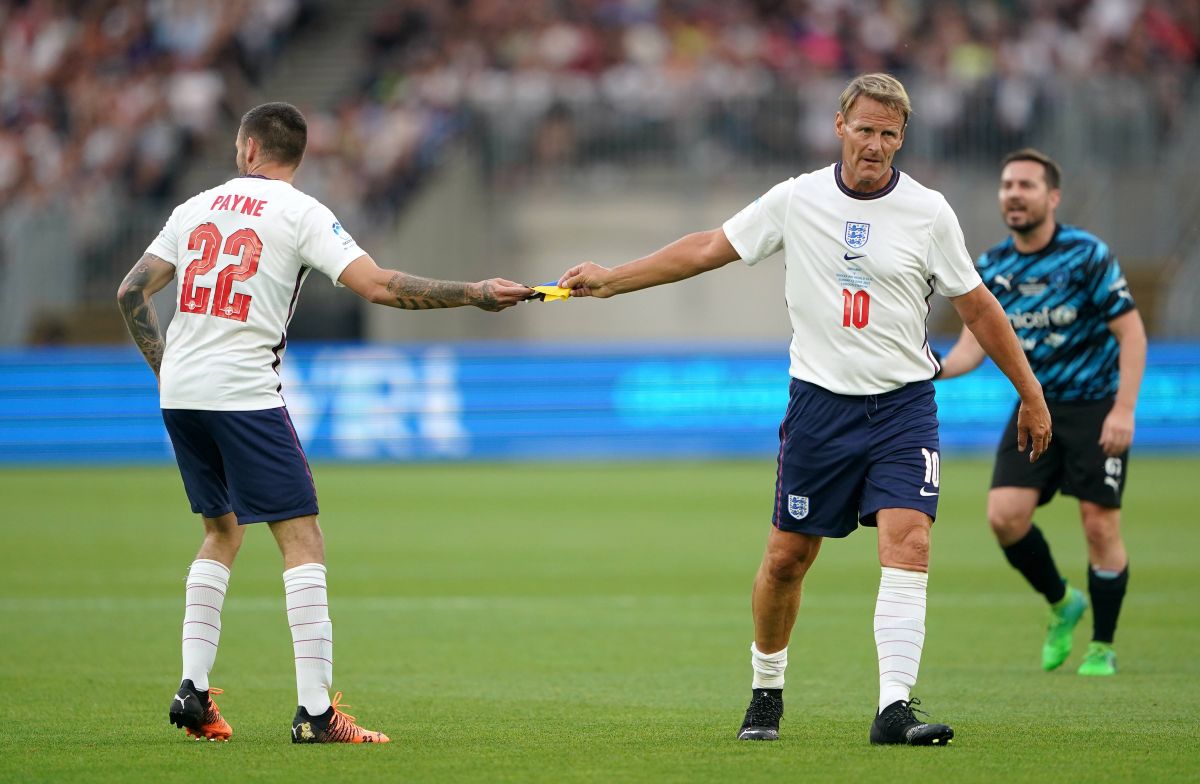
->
[1001, 524, 1067, 604]
[1088, 564, 1129, 644]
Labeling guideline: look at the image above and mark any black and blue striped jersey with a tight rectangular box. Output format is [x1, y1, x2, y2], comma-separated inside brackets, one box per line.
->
[977, 224, 1135, 402]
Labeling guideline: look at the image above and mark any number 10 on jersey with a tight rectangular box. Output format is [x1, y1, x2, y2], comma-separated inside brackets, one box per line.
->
[841, 289, 870, 329]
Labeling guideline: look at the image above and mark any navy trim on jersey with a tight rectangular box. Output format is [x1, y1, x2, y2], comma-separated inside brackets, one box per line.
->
[920, 276, 939, 374]
[977, 224, 1135, 402]
[271, 266, 309, 392]
[833, 163, 902, 200]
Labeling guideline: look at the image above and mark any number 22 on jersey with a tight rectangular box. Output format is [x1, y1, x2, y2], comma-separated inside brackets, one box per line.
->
[180, 223, 263, 322]
[841, 288, 870, 329]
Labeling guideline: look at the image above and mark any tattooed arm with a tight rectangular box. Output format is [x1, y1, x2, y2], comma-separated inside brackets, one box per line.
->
[337, 254, 532, 311]
[557, 228, 740, 298]
[116, 253, 176, 377]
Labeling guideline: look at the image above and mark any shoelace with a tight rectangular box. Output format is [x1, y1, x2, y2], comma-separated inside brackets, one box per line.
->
[203, 687, 225, 720]
[745, 693, 783, 725]
[326, 692, 365, 741]
[883, 698, 928, 729]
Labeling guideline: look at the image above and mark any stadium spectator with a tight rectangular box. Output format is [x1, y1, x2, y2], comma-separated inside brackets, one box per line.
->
[3, 0, 1197, 339]
[937, 148, 1146, 677]
[116, 101, 530, 743]
[0, 0, 306, 300]
[350, 0, 1199, 178]
[553, 73, 1052, 746]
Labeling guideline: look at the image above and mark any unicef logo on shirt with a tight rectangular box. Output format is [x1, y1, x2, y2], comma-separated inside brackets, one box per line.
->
[1050, 304, 1078, 326]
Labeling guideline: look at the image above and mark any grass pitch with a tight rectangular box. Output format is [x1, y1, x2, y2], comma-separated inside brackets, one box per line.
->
[1, 458, 1197, 783]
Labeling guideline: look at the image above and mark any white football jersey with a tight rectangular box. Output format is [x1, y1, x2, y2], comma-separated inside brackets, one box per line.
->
[723, 163, 982, 396]
[146, 176, 364, 410]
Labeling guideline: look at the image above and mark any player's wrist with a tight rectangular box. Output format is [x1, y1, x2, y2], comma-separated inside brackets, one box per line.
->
[1017, 382, 1045, 405]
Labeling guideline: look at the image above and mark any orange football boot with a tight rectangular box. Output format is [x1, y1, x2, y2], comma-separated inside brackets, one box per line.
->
[290, 692, 389, 743]
[169, 680, 233, 741]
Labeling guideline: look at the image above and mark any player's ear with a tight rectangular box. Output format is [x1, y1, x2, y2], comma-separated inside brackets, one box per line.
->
[834, 111, 846, 139]
[1048, 188, 1061, 211]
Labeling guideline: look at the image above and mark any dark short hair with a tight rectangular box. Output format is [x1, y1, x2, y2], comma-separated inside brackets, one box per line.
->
[1001, 148, 1061, 190]
[240, 102, 307, 167]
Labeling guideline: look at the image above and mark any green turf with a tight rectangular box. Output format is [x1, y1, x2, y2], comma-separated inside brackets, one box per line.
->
[1, 458, 1197, 783]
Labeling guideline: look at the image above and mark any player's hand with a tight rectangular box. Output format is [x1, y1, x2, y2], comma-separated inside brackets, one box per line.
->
[1016, 396, 1052, 463]
[471, 279, 534, 311]
[558, 261, 616, 298]
[1099, 402, 1134, 456]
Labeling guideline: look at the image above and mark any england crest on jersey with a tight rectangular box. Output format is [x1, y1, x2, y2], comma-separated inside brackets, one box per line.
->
[845, 221, 870, 249]
[787, 495, 809, 520]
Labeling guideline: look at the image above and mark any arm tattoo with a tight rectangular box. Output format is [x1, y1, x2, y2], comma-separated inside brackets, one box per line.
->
[385, 272, 471, 310]
[117, 257, 166, 376]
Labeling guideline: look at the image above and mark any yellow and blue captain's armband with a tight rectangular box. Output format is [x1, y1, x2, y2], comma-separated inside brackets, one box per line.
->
[529, 283, 572, 302]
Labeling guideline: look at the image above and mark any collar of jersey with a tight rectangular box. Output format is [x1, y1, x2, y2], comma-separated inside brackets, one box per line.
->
[1009, 223, 1063, 257]
[833, 163, 901, 200]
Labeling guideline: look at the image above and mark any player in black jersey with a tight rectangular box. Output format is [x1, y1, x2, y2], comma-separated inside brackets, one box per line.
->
[938, 149, 1146, 676]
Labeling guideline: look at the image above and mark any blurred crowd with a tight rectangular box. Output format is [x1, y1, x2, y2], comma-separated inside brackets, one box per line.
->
[6, 0, 1198, 233]
[0, 0, 308, 205]
[0, 0, 310, 317]
[353, 0, 1198, 177]
[1, 0, 1197, 341]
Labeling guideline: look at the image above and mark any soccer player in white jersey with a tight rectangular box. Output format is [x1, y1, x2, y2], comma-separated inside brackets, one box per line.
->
[117, 102, 531, 744]
[556, 74, 1053, 745]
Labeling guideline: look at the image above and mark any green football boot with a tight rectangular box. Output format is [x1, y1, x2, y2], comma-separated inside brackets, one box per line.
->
[1077, 642, 1117, 676]
[1042, 586, 1088, 671]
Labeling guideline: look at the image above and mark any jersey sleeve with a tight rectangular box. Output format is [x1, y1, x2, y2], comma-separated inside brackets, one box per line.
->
[1086, 244, 1137, 320]
[926, 197, 983, 297]
[144, 204, 183, 266]
[721, 178, 792, 266]
[297, 203, 366, 286]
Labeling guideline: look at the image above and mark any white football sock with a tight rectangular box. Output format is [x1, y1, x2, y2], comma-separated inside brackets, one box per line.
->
[284, 563, 333, 715]
[875, 566, 928, 713]
[181, 559, 230, 692]
[750, 642, 788, 689]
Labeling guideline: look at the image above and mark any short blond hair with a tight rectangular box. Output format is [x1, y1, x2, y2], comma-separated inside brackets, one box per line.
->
[839, 73, 912, 127]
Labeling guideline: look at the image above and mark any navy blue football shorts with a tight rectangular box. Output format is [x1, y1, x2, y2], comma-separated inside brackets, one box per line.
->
[771, 378, 942, 537]
[162, 407, 319, 525]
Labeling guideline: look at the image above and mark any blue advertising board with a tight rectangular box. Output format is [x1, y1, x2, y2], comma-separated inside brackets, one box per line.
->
[1, 342, 1198, 464]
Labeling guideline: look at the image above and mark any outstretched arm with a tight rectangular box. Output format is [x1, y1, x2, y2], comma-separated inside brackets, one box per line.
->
[950, 283, 1052, 461]
[117, 253, 176, 378]
[337, 255, 532, 311]
[1099, 309, 1147, 456]
[936, 324, 987, 380]
[557, 228, 741, 298]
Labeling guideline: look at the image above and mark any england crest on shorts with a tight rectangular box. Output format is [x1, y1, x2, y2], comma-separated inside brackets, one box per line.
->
[845, 221, 870, 249]
[788, 495, 809, 520]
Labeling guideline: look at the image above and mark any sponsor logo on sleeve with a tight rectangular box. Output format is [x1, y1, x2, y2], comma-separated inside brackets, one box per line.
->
[332, 221, 355, 248]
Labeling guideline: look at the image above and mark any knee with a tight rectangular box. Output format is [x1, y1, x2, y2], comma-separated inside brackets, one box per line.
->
[1080, 504, 1120, 548]
[987, 503, 1031, 543]
[761, 542, 817, 585]
[880, 525, 930, 570]
[203, 525, 243, 555]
